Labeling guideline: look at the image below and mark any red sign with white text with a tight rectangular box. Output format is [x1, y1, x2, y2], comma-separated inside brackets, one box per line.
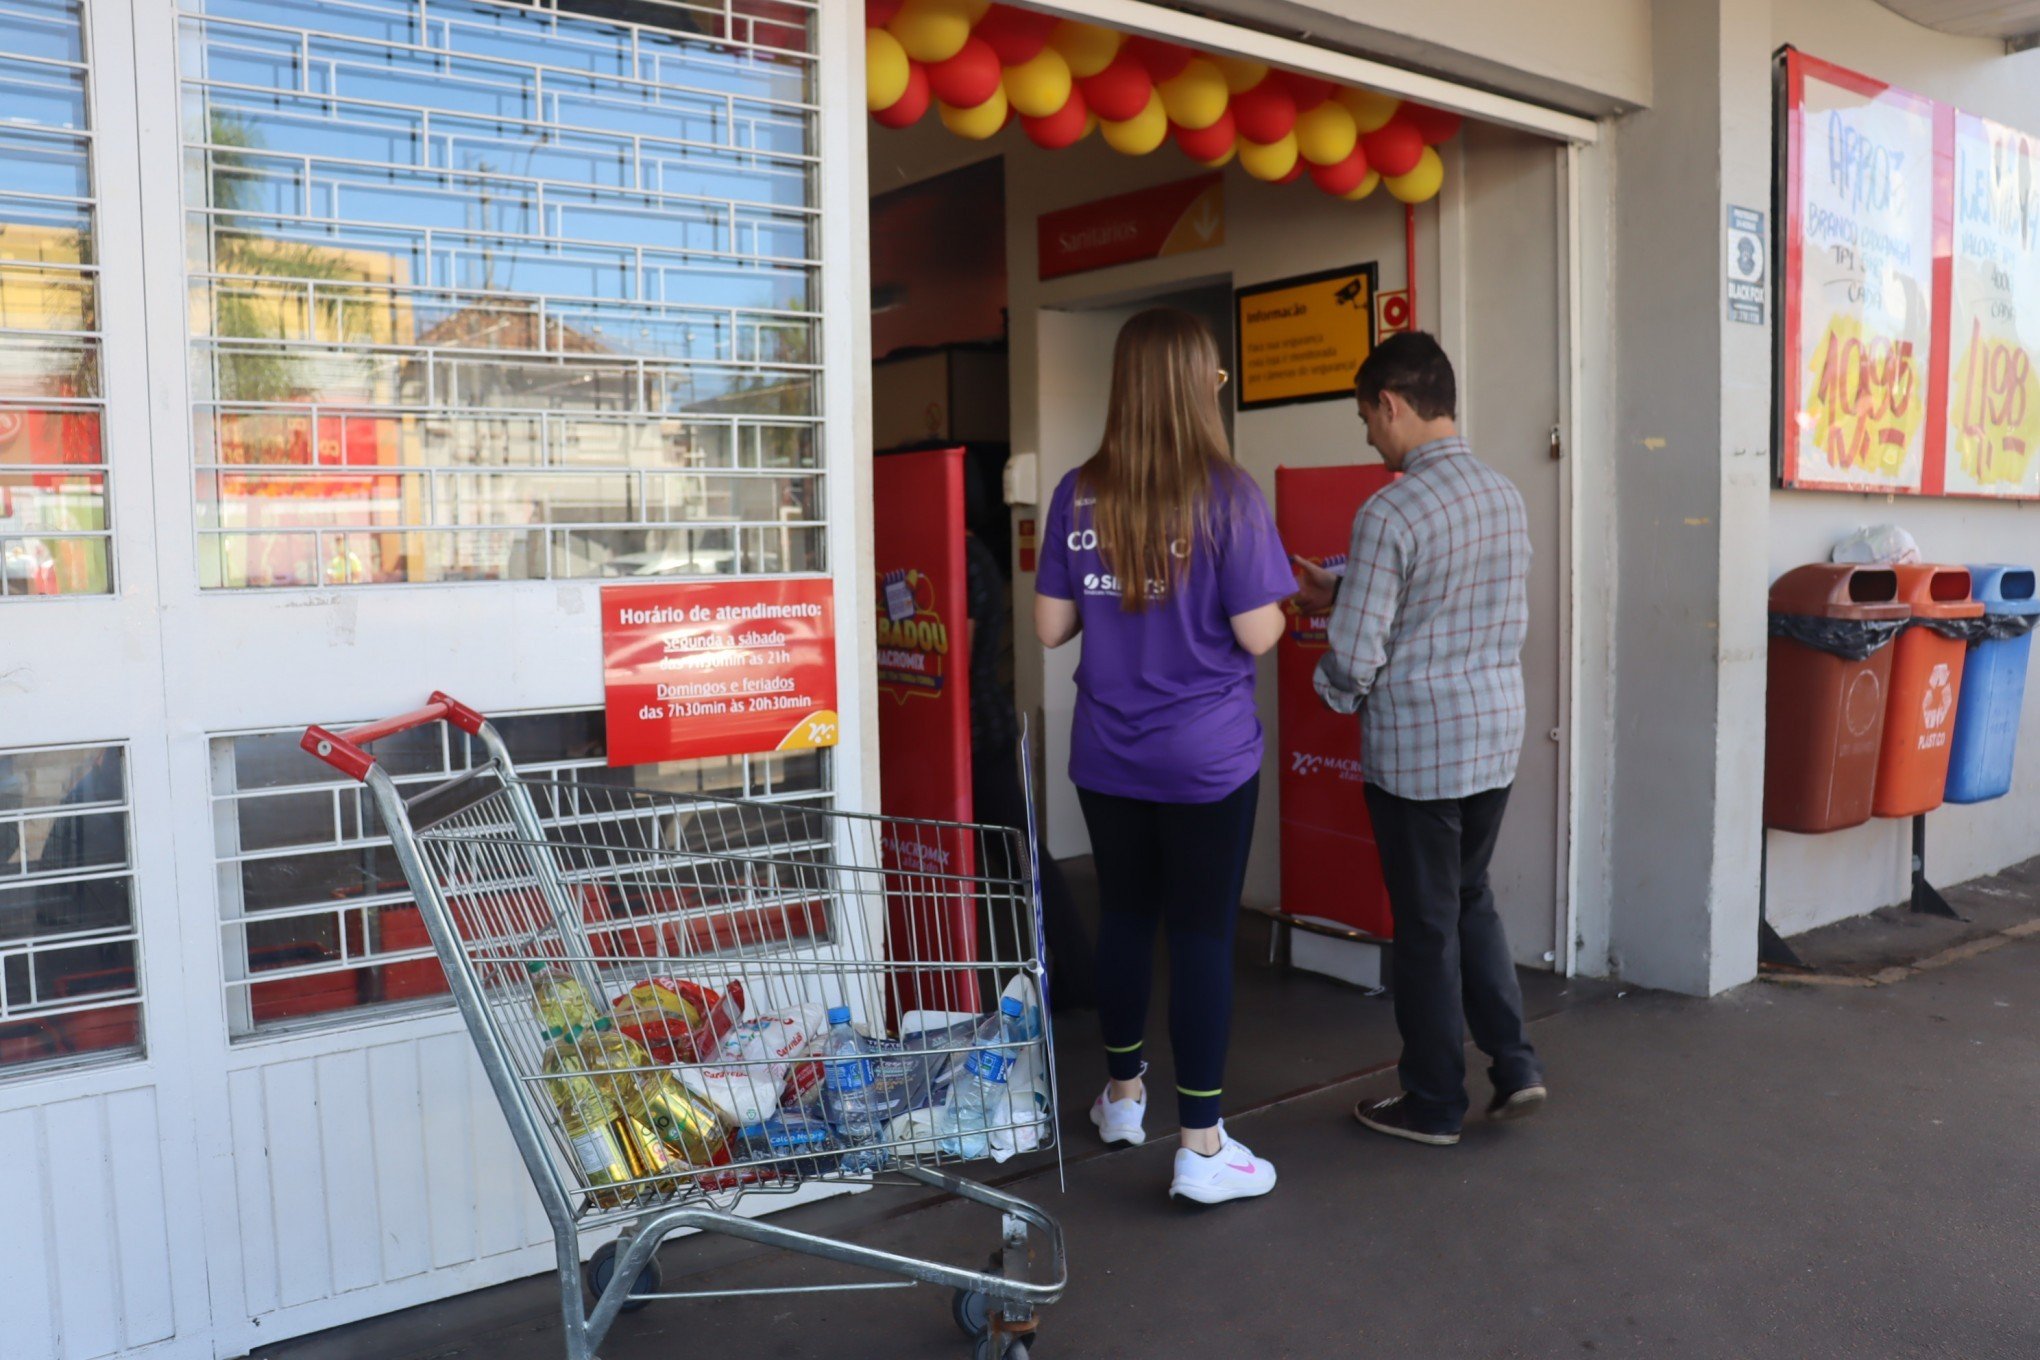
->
[1037, 173, 1224, 281]
[601, 580, 838, 767]
[1277, 465, 1395, 940]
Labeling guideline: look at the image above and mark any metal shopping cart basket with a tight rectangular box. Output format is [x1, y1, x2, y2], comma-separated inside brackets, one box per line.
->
[302, 694, 1066, 1360]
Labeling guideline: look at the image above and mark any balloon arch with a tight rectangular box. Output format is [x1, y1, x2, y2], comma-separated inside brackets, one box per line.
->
[865, 0, 1458, 204]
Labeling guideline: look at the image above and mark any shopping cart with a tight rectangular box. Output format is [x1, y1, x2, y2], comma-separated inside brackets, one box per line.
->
[303, 693, 1065, 1360]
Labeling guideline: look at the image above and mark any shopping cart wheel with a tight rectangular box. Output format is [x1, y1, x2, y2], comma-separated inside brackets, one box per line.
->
[951, 1252, 1005, 1338]
[585, 1240, 661, 1314]
[971, 1333, 1032, 1360]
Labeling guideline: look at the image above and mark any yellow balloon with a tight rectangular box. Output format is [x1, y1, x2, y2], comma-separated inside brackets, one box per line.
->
[939, 84, 1009, 141]
[1342, 169, 1382, 201]
[1295, 100, 1358, 166]
[962, 0, 992, 19]
[1002, 46, 1072, 119]
[1049, 20, 1121, 79]
[1386, 146, 1444, 203]
[1336, 87, 1401, 134]
[866, 28, 911, 112]
[1158, 57, 1229, 131]
[1100, 90, 1168, 155]
[1238, 130, 1299, 181]
[888, 0, 972, 64]
[1198, 143, 1238, 168]
[1213, 55, 1269, 93]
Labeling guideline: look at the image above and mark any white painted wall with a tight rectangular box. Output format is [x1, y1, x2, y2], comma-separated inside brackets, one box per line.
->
[1764, 0, 2040, 934]
[1208, 0, 1655, 114]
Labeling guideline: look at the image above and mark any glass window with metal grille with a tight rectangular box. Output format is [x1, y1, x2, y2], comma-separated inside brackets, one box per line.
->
[175, 0, 821, 589]
[0, 744, 141, 1077]
[0, 0, 112, 598]
[211, 706, 831, 1038]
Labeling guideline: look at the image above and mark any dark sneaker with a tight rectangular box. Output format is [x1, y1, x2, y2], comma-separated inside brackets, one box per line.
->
[1354, 1095, 1461, 1146]
[1487, 1083, 1548, 1121]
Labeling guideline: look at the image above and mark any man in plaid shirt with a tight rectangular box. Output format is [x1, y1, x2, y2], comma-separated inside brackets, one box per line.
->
[1293, 332, 1546, 1147]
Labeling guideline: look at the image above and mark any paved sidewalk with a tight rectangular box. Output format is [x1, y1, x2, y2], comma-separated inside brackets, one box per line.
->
[262, 918, 2040, 1360]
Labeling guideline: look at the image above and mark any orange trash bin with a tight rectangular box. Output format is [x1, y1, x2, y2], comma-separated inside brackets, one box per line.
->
[1872, 565, 1984, 819]
[1765, 565, 1910, 833]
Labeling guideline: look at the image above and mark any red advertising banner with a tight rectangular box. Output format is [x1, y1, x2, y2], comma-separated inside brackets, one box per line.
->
[600, 579, 838, 767]
[874, 449, 978, 1015]
[1276, 465, 1395, 940]
[1037, 173, 1224, 282]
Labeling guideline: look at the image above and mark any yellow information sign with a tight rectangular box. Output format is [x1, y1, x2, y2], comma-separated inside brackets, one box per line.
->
[1234, 264, 1379, 410]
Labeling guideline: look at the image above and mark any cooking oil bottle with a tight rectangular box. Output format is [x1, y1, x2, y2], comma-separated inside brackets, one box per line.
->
[525, 960, 598, 1033]
[580, 1017, 730, 1168]
[539, 1025, 682, 1203]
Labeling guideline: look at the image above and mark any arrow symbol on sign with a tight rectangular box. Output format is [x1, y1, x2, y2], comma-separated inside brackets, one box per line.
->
[1191, 196, 1219, 242]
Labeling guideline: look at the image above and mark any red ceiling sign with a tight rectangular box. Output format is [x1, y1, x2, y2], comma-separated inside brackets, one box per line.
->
[1036, 173, 1225, 281]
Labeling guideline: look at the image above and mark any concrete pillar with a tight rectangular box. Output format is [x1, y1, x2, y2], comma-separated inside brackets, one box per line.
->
[1606, 0, 1773, 994]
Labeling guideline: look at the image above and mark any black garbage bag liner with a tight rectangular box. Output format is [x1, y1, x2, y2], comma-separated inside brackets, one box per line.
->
[1767, 612, 1907, 661]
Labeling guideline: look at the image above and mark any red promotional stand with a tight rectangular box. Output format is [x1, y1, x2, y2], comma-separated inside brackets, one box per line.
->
[873, 448, 979, 1015]
[1276, 464, 1395, 941]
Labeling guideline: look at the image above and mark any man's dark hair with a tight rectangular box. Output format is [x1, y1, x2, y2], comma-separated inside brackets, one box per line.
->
[1354, 331, 1457, 420]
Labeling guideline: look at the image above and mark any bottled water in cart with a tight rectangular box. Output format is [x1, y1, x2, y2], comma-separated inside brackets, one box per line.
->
[822, 1005, 885, 1173]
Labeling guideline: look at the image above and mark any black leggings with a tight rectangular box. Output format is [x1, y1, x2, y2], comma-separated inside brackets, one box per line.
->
[1077, 774, 1259, 1129]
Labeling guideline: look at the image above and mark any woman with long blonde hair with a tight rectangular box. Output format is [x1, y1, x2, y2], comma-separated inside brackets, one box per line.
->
[1035, 307, 1292, 1204]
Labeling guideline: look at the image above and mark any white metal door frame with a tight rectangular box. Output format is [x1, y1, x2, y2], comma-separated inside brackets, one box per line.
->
[108, 0, 883, 1351]
[937, 0, 1602, 975]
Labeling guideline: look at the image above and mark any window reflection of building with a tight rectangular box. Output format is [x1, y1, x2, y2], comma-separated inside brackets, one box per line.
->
[0, 745, 141, 1073]
[181, 0, 824, 590]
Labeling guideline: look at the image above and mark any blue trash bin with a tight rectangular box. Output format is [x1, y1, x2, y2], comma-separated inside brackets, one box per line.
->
[1944, 564, 2039, 804]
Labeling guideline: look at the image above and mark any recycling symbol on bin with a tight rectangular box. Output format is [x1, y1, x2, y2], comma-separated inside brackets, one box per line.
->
[1921, 663, 1955, 729]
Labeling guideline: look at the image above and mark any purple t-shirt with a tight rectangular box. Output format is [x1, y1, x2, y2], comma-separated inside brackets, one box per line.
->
[1037, 464, 1295, 803]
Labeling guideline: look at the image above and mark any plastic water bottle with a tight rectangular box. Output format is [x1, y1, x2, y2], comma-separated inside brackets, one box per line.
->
[938, 997, 1026, 1158]
[821, 1006, 884, 1173]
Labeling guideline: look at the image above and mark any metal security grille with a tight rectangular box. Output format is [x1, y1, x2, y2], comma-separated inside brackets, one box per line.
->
[210, 706, 830, 1038]
[176, 0, 822, 589]
[0, 743, 140, 1077]
[0, 0, 112, 598]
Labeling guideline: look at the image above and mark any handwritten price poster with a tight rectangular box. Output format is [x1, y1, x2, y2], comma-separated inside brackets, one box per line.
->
[1946, 112, 2040, 499]
[1782, 58, 1940, 493]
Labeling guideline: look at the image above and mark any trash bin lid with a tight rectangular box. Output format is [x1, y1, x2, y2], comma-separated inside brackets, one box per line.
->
[1891, 564, 1985, 620]
[1768, 564, 1910, 620]
[1964, 564, 2040, 617]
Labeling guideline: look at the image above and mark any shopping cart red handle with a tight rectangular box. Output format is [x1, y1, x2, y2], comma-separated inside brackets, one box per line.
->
[301, 691, 488, 781]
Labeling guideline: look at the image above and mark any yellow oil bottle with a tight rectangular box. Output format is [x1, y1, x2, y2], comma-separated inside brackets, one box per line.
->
[580, 1018, 730, 1168]
[525, 960, 598, 1033]
[540, 1026, 683, 1204]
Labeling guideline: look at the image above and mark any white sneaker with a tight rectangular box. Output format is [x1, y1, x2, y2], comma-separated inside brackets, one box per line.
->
[1169, 1123, 1277, 1204]
[1089, 1068, 1148, 1147]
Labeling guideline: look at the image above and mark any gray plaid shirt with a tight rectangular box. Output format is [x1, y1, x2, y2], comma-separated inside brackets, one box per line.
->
[1313, 436, 1529, 801]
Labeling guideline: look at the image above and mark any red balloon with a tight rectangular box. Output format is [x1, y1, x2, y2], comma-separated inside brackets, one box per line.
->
[975, 4, 1056, 65]
[1363, 118, 1424, 177]
[1231, 77, 1297, 143]
[872, 62, 931, 129]
[1403, 103, 1464, 144]
[1079, 51, 1154, 123]
[1172, 105, 1236, 162]
[1309, 145, 1371, 195]
[1023, 82, 1090, 149]
[1125, 36, 1192, 81]
[865, 0, 903, 26]
[926, 36, 1002, 108]
[1277, 160, 1306, 184]
[1275, 71, 1336, 110]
